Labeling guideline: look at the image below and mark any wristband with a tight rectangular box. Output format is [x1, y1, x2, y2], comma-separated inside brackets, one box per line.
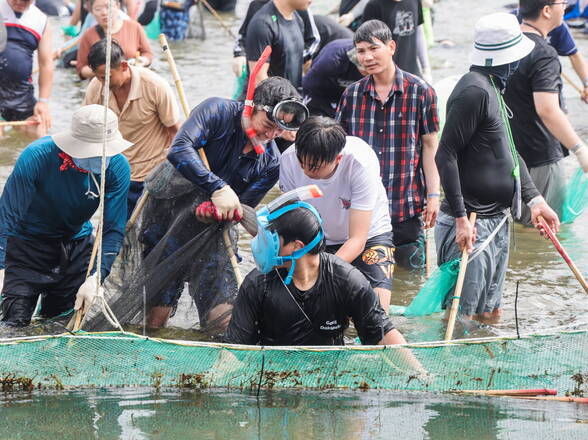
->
[38, 98, 49, 103]
[427, 193, 440, 198]
[583, 78, 588, 88]
[526, 195, 545, 208]
[570, 142, 586, 154]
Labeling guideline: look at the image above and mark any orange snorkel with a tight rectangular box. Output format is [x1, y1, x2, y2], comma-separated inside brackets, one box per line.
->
[242, 46, 272, 154]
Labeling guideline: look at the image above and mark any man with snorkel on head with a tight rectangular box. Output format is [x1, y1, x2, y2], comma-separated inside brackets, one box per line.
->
[142, 76, 309, 332]
[224, 196, 412, 348]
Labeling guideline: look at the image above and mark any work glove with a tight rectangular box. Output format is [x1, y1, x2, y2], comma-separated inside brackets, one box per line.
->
[574, 143, 588, 172]
[196, 200, 220, 223]
[232, 56, 246, 77]
[211, 186, 243, 222]
[338, 13, 355, 27]
[74, 273, 103, 312]
[0, 269, 4, 291]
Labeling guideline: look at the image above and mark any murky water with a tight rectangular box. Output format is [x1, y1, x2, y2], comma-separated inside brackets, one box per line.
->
[2, 0, 588, 436]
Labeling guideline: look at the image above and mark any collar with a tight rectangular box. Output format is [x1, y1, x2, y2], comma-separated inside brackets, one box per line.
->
[127, 65, 142, 101]
[359, 68, 405, 102]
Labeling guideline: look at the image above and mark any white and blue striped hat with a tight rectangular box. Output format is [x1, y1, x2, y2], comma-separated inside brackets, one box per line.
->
[469, 13, 535, 67]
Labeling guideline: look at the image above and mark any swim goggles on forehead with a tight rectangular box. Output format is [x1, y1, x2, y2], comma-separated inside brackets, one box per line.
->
[251, 201, 324, 285]
[256, 99, 309, 132]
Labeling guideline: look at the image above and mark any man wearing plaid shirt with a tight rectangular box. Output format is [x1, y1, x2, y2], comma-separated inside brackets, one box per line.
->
[336, 19, 440, 270]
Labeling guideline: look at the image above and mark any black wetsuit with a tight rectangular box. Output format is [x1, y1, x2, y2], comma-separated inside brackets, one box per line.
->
[224, 253, 394, 346]
[436, 69, 540, 218]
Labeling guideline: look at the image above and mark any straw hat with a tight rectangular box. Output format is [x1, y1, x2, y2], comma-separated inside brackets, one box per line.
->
[52, 104, 133, 159]
[469, 13, 535, 67]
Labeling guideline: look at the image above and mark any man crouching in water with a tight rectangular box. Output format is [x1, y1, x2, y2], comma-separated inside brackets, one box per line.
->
[225, 201, 413, 348]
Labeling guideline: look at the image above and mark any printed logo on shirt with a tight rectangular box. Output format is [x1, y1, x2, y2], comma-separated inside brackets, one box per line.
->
[339, 197, 351, 209]
[393, 11, 415, 37]
[320, 320, 341, 331]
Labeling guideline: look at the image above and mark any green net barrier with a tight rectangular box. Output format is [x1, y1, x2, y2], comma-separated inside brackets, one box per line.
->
[1, 330, 587, 394]
[391, 259, 460, 317]
[562, 167, 588, 224]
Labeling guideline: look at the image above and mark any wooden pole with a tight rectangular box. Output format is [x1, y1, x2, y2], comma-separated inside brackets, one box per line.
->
[0, 120, 40, 127]
[538, 215, 588, 294]
[454, 389, 557, 397]
[199, 0, 236, 40]
[425, 228, 433, 278]
[444, 212, 477, 341]
[159, 33, 243, 287]
[561, 72, 583, 95]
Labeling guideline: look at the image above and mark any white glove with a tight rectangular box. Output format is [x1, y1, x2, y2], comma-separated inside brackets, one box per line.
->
[0, 269, 4, 291]
[74, 273, 102, 312]
[573, 143, 588, 172]
[232, 56, 246, 77]
[338, 13, 355, 27]
[211, 185, 243, 221]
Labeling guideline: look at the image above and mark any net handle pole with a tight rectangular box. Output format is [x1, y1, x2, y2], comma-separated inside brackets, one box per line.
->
[538, 215, 588, 294]
[561, 72, 583, 95]
[425, 228, 433, 279]
[199, 0, 236, 40]
[444, 212, 477, 341]
[159, 33, 243, 287]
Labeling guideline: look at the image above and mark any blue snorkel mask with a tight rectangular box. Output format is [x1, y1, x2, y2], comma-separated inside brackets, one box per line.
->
[251, 189, 324, 285]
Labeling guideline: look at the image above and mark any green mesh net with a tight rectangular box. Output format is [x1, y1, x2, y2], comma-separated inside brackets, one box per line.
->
[1, 330, 587, 394]
[562, 167, 588, 224]
[391, 259, 460, 317]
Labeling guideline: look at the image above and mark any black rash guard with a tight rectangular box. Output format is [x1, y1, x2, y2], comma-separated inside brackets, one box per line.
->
[224, 253, 394, 346]
[436, 70, 540, 218]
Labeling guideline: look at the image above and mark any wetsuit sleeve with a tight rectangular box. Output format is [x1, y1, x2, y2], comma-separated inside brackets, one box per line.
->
[345, 267, 395, 345]
[224, 272, 264, 345]
[166, 98, 227, 196]
[419, 84, 439, 135]
[299, 9, 320, 62]
[245, 15, 274, 63]
[100, 155, 131, 280]
[237, 149, 280, 208]
[0, 147, 44, 269]
[437, 86, 488, 218]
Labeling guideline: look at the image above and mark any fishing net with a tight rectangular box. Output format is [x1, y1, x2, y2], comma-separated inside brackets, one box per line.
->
[83, 161, 241, 335]
[1, 329, 587, 393]
[391, 259, 460, 317]
[561, 167, 588, 224]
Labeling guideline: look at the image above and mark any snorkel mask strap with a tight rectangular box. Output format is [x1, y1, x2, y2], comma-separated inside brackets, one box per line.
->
[242, 45, 272, 155]
[266, 202, 324, 285]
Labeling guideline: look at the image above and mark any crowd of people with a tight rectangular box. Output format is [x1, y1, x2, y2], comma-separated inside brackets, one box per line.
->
[0, 0, 587, 348]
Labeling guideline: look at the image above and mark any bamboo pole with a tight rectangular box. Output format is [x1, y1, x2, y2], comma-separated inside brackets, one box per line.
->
[159, 33, 243, 287]
[444, 212, 477, 341]
[0, 120, 40, 127]
[199, 0, 236, 40]
[561, 72, 583, 95]
[538, 215, 588, 294]
[425, 228, 433, 278]
[454, 389, 557, 397]
[512, 395, 588, 404]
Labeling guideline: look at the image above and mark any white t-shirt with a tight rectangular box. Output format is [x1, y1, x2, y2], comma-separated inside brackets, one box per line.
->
[279, 136, 392, 245]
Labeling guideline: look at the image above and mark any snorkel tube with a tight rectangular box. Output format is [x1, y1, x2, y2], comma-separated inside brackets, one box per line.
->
[242, 45, 272, 155]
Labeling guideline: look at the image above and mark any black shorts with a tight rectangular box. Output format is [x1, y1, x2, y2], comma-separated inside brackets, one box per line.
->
[1, 234, 93, 326]
[325, 232, 395, 290]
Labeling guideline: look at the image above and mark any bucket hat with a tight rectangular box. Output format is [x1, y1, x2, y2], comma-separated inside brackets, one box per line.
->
[469, 13, 535, 67]
[52, 104, 133, 158]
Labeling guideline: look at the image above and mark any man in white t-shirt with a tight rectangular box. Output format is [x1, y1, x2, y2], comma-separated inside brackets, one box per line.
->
[280, 116, 394, 310]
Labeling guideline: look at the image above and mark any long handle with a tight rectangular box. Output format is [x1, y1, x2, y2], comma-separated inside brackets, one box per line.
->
[0, 120, 40, 127]
[538, 215, 588, 294]
[199, 0, 236, 40]
[444, 212, 477, 341]
[561, 72, 583, 95]
[425, 228, 433, 278]
[159, 33, 242, 287]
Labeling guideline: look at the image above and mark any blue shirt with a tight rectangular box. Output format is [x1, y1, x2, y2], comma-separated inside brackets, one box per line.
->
[167, 97, 280, 208]
[513, 9, 577, 56]
[0, 137, 130, 279]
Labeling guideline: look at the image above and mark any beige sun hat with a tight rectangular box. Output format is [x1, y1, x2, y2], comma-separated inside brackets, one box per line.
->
[52, 104, 133, 159]
[469, 13, 535, 67]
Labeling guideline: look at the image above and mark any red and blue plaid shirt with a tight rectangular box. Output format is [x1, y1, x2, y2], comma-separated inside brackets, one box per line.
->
[336, 69, 439, 223]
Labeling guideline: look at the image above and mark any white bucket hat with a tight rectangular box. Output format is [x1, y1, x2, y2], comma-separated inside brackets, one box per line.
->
[469, 13, 535, 67]
[52, 104, 133, 159]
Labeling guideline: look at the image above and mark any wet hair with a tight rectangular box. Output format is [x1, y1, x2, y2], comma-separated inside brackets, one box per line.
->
[354, 19, 393, 45]
[519, 0, 553, 20]
[268, 202, 325, 255]
[253, 76, 301, 108]
[295, 116, 346, 171]
[88, 39, 124, 71]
